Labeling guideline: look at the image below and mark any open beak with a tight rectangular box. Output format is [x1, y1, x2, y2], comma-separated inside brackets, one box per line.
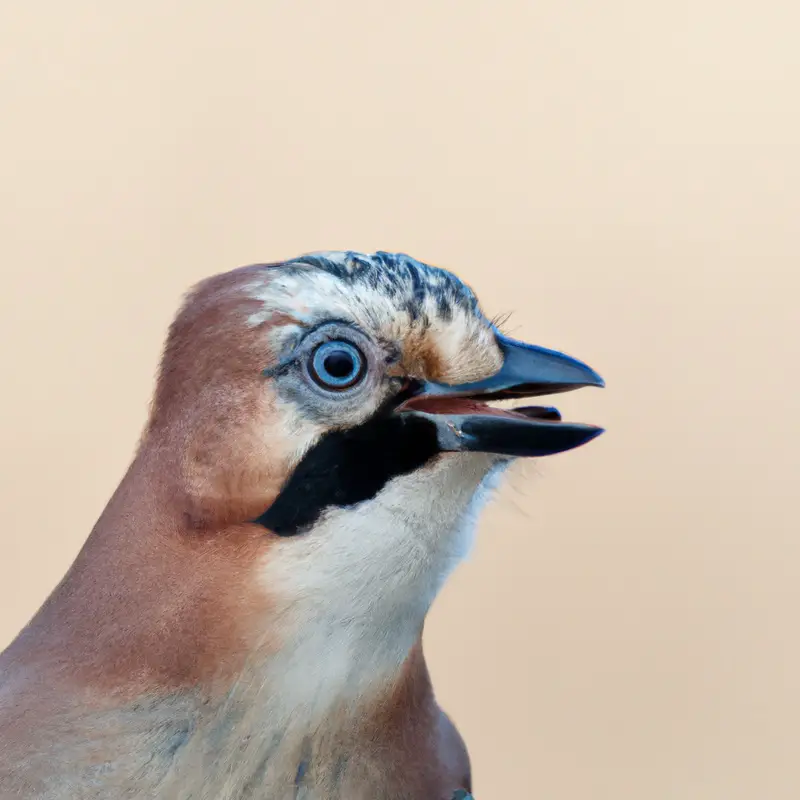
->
[396, 331, 605, 457]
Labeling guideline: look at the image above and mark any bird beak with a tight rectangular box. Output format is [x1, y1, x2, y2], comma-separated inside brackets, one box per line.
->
[395, 331, 606, 457]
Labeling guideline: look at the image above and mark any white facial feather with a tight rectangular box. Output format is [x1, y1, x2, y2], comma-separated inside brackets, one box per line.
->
[245, 253, 502, 385]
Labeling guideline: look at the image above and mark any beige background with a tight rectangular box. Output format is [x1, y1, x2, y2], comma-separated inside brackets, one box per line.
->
[1, 2, 798, 798]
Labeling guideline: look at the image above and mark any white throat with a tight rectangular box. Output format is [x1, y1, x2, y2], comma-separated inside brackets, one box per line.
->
[258, 453, 510, 717]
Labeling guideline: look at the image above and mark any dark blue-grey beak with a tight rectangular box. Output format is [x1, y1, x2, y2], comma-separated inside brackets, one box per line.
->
[396, 332, 605, 458]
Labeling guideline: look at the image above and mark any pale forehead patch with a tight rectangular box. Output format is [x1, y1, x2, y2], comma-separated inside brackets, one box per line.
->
[245, 251, 502, 383]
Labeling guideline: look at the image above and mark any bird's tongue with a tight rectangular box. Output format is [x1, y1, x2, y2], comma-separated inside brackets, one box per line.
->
[399, 395, 561, 421]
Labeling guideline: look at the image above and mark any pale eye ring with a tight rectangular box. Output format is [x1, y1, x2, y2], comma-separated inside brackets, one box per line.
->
[308, 340, 367, 390]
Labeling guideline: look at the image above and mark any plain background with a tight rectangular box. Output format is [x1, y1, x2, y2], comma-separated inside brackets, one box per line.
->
[1, 2, 798, 798]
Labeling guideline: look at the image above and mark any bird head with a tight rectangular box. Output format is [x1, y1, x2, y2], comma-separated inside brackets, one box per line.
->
[142, 251, 604, 687]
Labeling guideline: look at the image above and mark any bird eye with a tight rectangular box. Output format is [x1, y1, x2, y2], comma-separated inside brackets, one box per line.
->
[308, 340, 366, 391]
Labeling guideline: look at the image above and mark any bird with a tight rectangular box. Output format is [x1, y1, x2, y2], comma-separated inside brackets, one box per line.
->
[0, 251, 604, 800]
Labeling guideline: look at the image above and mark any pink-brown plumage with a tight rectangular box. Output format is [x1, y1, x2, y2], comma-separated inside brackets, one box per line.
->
[0, 251, 603, 799]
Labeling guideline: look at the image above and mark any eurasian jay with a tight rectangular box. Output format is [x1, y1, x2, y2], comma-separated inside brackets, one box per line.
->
[0, 251, 604, 799]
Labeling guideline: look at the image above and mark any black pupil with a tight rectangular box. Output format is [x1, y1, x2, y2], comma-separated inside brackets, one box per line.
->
[324, 350, 356, 379]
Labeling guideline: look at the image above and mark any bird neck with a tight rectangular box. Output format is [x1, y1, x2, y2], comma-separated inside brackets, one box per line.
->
[2, 444, 478, 797]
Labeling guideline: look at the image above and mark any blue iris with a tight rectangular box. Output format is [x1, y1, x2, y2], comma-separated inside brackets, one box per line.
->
[309, 340, 366, 390]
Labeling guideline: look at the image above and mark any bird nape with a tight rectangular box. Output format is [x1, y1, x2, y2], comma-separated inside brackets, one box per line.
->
[0, 251, 604, 800]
